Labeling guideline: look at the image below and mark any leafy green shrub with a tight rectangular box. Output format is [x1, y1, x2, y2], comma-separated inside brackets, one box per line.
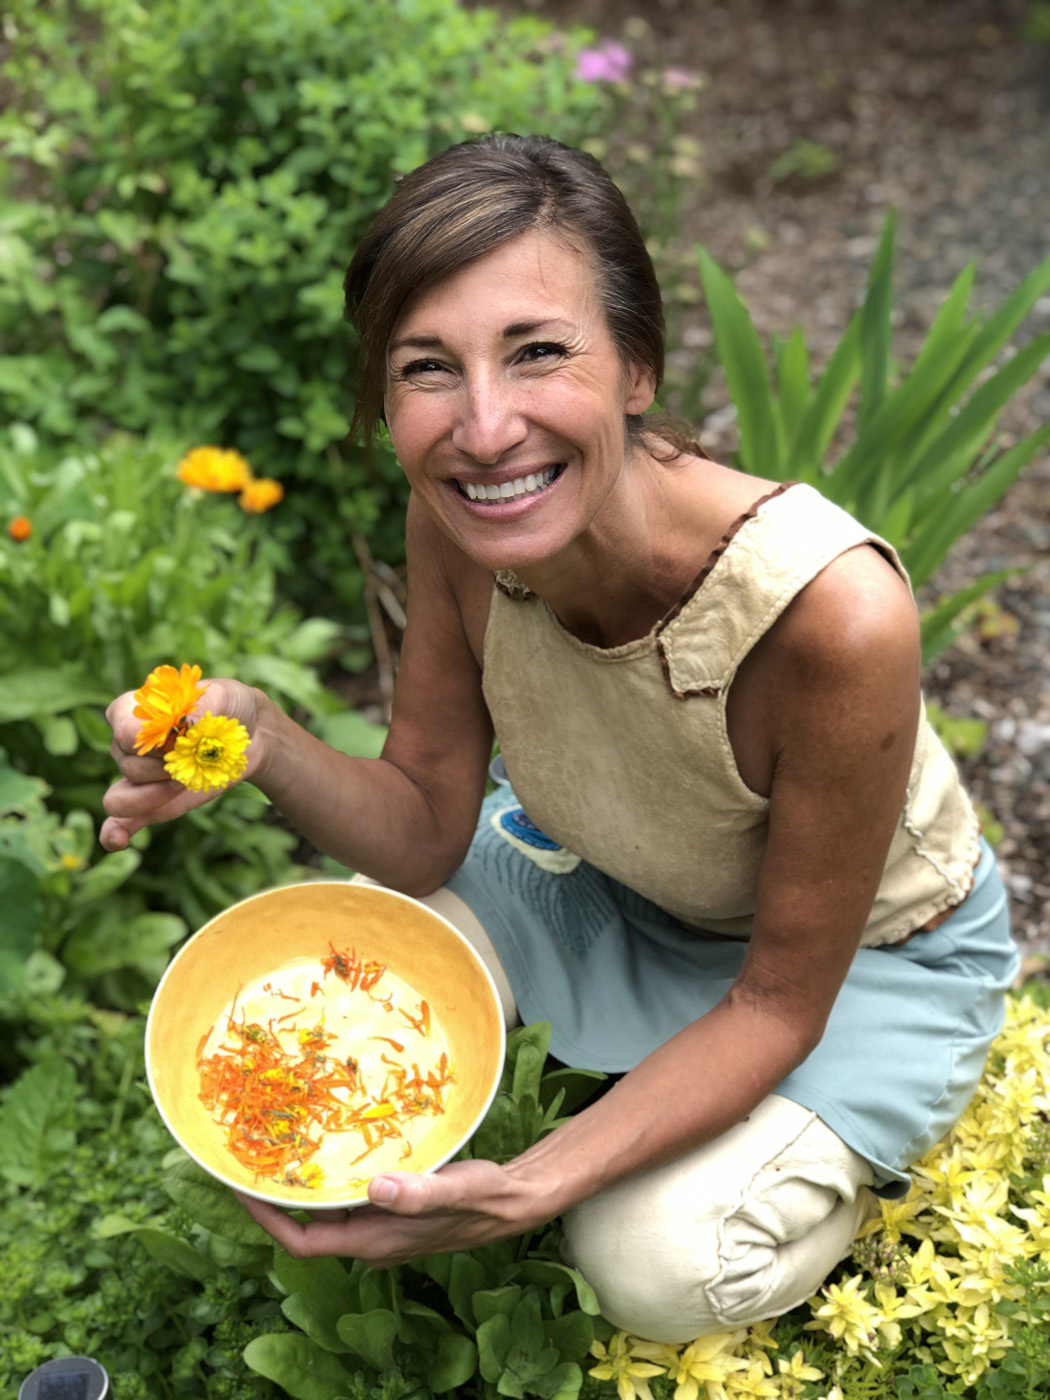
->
[0, 994, 286, 1397]
[0, 425, 350, 944]
[0, 0, 608, 613]
[696, 214, 1050, 661]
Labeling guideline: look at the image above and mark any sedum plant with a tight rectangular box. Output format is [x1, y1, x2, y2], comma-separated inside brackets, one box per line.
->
[696, 216, 1050, 662]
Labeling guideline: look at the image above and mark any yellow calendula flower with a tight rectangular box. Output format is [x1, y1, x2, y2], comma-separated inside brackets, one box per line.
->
[588, 1334, 666, 1400]
[164, 712, 250, 792]
[238, 476, 284, 513]
[177, 446, 253, 493]
[134, 662, 208, 755]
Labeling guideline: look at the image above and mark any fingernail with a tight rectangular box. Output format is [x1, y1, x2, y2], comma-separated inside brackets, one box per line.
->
[370, 1177, 398, 1205]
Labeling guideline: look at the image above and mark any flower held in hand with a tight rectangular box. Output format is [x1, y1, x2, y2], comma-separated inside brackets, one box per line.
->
[164, 712, 250, 792]
[134, 663, 207, 755]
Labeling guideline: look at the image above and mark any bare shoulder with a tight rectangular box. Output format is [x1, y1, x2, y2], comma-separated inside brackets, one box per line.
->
[774, 543, 920, 687]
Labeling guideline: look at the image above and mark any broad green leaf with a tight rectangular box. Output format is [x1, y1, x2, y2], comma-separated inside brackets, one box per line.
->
[473, 1285, 523, 1327]
[0, 758, 50, 814]
[696, 246, 783, 474]
[448, 1250, 488, 1329]
[133, 1225, 219, 1281]
[0, 855, 42, 958]
[518, 1262, 601, 1316]
[0, 664, 111, 721]
[68, 847, 140, 907]
[428, 1331, 479, 1393]
[243, 1333, 353, 1400]
[533, 1361, 584, 1400]
[205, 1232, 273, 1275]
[477, 1311, 513, 1383]
[537, 1067, 606, 1118]
[0, 1058, 77, 1187]
[310, 706, 388, 759]
[335, 1307, 398, 1370]
[163, 1152, 272, 1244]
[274, 1251, 359, 1354]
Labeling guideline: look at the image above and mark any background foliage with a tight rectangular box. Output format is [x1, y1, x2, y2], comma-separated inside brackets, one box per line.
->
[0, 0, 607, 614]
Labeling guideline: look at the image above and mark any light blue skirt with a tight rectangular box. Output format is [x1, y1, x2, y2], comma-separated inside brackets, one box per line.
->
[446, 789, 1019, 1195]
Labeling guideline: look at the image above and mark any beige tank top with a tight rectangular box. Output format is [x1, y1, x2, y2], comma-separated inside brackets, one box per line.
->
[482, 482, 980, 948]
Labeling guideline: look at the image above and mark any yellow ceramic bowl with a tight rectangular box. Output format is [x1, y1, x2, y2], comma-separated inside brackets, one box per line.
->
[146, 881, 506, 1207]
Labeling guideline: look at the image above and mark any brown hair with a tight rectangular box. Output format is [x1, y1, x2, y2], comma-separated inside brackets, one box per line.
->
[344, 133, 703, 457]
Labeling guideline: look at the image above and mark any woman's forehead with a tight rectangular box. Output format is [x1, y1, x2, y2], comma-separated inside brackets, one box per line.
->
[391, 230, 601, 341]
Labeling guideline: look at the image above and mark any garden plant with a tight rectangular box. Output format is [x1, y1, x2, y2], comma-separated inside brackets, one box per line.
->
[2, 1, 1050, 1396]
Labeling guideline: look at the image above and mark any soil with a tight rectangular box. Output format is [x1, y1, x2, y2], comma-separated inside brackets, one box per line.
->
[494, 0, 1050, 953]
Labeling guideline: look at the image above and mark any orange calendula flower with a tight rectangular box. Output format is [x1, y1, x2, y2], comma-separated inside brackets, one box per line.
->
[164, 711, 250, 792]
[133, 663, 208, 755]
[177, 446, 253, 493]
[7, 515, 32, 541]
[238, 477, 284, 513]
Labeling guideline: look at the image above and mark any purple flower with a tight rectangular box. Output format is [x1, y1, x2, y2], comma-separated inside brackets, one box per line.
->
[574, 40, 633, 84]
[662, 66, 698, 90]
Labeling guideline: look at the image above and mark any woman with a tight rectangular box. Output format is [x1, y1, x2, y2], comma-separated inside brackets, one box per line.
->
[102, 134, 1017, 1343]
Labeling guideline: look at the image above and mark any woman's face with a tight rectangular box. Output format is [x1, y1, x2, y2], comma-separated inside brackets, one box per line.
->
[384, 230, 655, 575]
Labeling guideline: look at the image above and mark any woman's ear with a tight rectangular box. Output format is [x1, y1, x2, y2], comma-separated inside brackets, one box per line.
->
[624, 363, 657, 416]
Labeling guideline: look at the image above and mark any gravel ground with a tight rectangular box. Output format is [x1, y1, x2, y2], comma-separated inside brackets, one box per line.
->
[509, 0, 1050, 949]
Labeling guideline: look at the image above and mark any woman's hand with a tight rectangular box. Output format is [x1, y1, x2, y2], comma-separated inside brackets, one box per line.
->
[100, 678, 263, 852]
[235, 1158, 544, 1266]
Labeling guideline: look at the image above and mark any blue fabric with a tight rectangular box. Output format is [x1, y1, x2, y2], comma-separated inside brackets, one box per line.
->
[445, 789, 1019, 1195]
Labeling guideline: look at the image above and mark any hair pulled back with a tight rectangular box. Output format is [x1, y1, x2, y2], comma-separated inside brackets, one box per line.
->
[344, 134, 668, 444]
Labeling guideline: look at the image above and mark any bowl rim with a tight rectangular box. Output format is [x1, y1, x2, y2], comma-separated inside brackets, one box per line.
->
[145, 879, 507, 1208]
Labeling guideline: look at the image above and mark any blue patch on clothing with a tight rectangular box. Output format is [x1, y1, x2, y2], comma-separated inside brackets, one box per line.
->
[498, 807, 563, 851]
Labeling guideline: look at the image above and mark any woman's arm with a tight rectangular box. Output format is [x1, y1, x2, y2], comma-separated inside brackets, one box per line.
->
[102, 498, 496, 895]
[239, 545, 923, 1262]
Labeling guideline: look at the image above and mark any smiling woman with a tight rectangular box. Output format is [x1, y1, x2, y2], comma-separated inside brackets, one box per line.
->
[100, 133, 1017, 1344]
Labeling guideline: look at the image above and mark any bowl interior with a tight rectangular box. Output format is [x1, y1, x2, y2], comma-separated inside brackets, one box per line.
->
[146, 881, 505, 1206]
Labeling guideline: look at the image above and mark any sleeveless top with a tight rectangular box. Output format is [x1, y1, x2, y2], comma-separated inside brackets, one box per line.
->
[481, 481, 981, 949]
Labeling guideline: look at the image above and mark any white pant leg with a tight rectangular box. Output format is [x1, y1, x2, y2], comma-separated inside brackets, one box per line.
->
[349, 875, 520, 1030]
[561, 1094, 879, 1343]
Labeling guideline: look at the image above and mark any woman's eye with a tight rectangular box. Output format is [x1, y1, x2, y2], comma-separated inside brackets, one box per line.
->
[398, 358, 446, 378]
[520, 342, 567, 364]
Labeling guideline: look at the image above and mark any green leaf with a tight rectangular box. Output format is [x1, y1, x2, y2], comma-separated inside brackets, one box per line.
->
[0, 855, 42, 958]
[537, 1067, 606, 1118]
[310, 706, 388, 759]
[696, 246, 783, 474]
[919, 569, 1016, 666]
[428, 1330, 479, 1393]
[473, 1285, 523, 1327]
[163, 1152, 273, 1243]
[477, 1311, 513, 1383]
[773, 326, 810, 443]
[274, 1250, 359, 1354]
[786, 311, 860, 478]
[335, 1307, 398, 1370]
[857, 211, 896, 430]
[0, 664, 111, 721]
[243, 1333, 353, 1400]
[448, 1249, 488, 1328]
[518, 1262, 601, 1317]
[68, 848, 141, 907]
[133, 1225, 220, 1281]
[0, 1058, 77, 1187]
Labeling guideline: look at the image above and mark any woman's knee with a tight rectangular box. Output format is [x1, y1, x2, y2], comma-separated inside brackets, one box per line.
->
[560, 1096, 878, 1343]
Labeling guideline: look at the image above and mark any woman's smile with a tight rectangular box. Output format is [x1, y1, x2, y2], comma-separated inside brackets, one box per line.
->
[455, 464, 563, 503]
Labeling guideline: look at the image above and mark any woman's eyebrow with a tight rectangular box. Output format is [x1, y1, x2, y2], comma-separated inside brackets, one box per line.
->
[502, 318, 574, 339]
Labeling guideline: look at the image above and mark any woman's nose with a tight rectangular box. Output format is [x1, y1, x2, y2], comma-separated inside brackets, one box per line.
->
[451, 378, 528, 463]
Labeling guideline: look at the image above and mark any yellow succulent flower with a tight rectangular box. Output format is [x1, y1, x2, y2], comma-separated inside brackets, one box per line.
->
[588, 1334, 666, 1400]
[633, 1330, 749, 1400]
[164, 711, 250, 792]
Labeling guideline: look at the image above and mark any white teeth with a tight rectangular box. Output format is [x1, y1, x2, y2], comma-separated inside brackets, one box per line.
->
[460, 467, 559, 502]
